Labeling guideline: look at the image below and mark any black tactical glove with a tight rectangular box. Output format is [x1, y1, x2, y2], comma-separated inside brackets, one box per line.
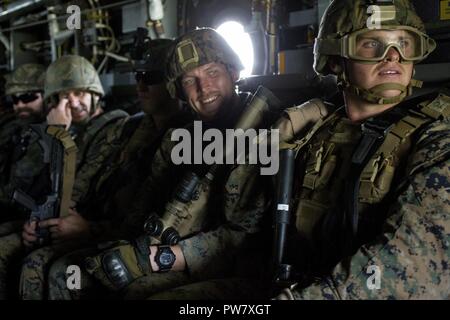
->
[84, 236, 152, 291]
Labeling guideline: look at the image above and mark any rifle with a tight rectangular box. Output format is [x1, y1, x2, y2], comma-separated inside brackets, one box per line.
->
[144, 85, 283, 245]
[12, 124, 77, 245]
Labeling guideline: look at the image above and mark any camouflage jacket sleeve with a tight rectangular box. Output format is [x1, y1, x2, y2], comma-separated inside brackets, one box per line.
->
[178, 164, 272, 281]
[288, 117, 450, 300]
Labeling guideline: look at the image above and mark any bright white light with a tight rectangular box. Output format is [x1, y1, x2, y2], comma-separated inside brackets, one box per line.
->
[217, 21, 254, 78]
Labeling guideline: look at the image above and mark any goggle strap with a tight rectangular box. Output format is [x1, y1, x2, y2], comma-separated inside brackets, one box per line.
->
[314, 38, 342, 56]
[316, 26, 436, 63]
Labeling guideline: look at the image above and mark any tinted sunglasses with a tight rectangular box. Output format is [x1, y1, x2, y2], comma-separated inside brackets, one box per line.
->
[12, 92, 40, 104]
[135, 71, 165, 85]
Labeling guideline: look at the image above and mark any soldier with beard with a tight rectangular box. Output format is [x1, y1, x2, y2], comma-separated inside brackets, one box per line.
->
[0, 55, 129, 299]
[19, 36, 192, 300]
[46, 28, 275, 300]
[0, 64, 46, 223]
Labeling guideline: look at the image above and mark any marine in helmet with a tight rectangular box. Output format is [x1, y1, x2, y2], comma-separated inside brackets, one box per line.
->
[143, 0, 449, 301]
[166, 27, 245, 124]
[0, 55, 130, 299]
[268, 0, 449, 299]
[5, 64, 45, 123]
[0, 64, 46, 220]
[23, 34, 192, 300]
[54, 28, 275, 300]
[43, 55, 108, 131]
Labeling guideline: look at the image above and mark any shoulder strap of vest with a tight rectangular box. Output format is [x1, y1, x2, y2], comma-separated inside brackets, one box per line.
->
[347, 95, 445, 244]
[46, 126, 78, 217]
[282, 105, 343, 155]
[417, 90, 450, 120]
[360, 90, 450, 192]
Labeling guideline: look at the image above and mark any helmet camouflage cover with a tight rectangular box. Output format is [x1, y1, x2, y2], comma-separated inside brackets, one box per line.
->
[44, 55, 104, 101]
[5, 63, 45, 96]
[313, 0, 436, 105]
[166, 27, 244, 100]
[314, 0, 435, 76]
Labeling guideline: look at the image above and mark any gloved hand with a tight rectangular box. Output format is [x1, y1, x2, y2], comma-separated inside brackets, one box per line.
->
[84, 236, 152, 291]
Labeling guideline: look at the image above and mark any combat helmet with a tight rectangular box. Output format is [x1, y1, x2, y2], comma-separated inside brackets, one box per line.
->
[5, 63, 45, 96]
[44, 55, 104, 102]
[313, 0, 436, 104]
[166, 27, 244, 100]
[131, 27, 174, 85]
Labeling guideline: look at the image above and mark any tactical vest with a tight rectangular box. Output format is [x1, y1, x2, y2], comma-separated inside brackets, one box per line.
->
[286, 92, 450, 261]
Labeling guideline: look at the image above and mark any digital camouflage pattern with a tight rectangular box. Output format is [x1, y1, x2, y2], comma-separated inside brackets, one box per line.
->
[0, 127, 43, 201]
[0, 123, 44, 224]
[74, 111, 191, 223]
[46, 246, 191, 300]
[166, 27, 244, 99]
[272, 92, 450, 300]
[46, 157, 271, 299]
[5, 64, 45, 96]
[314, 0, 427, 76]
[70, 110, 129, 205]
[0, 107, 129, 298]
[17, 110, 130, 299]
[0, 64, 46, 210]
[43, 92, 272, 299]
[44, 55, 104, 101]
[18, 106, 195, 299]
[16, 35, 196, 298]
[41, 111, 192, 300]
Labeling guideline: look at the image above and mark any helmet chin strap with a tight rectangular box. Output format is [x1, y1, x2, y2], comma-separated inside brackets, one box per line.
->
[337, 62, 422, 105]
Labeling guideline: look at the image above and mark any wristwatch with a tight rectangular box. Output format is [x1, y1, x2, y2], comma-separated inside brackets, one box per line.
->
[154, 245, 176, 272]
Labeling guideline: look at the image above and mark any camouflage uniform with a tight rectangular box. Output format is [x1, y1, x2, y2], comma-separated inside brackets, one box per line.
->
[39, 112, 192, 300]
[276, 97, 450, 300]
[271, 0, 450, 300]
[0, 55, 129, 299]
[19, 40, 192, 299]
[47, 92, 273, 299]
[46, 29, 275, 300]
[0, 110, 16, 139]
[0, 64, 46, 218]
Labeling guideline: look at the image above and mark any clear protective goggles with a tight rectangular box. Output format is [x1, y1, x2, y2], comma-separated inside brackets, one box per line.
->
[315, 26, 436, 63]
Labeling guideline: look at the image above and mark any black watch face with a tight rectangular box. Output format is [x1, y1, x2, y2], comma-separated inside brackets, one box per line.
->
[158, 248, 175, 268]
[160, 252, 175, 265]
